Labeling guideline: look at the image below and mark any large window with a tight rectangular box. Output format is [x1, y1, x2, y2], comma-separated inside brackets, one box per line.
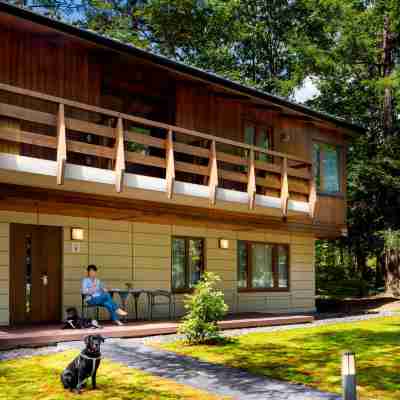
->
[238, 241, 289, 290]
[313, 143, 342, 194]
[172, 237, 204, 291]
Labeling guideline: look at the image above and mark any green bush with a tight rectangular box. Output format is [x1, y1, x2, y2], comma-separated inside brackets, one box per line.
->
[178, 272, 228, 344]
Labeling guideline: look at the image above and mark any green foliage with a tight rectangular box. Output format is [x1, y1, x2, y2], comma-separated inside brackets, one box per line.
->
[179, 272, 228, 344]
[381, 229, 400, 251]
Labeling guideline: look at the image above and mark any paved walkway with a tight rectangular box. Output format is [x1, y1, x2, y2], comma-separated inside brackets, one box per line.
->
[58, 339, 340, 400]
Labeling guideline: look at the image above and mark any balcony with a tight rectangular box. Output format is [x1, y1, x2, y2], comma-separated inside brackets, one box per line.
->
[0, 83, 316, 219]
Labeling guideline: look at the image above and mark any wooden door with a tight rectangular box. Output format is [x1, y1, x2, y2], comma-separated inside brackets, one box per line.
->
[10, 224, 62, 324]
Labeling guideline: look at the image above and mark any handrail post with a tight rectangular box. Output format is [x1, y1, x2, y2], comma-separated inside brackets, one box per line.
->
[309, 164, 317, 219]
[247, 149, 256, 210]
[114, 117, 125, 193]
[208, 140, 218, 206]
[56, 103, 67, 185]
[280, 157, 289, 217]
[166, 129, 175, 199]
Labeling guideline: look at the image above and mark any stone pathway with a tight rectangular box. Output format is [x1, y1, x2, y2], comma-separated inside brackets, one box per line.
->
[59, 338, 340, 400]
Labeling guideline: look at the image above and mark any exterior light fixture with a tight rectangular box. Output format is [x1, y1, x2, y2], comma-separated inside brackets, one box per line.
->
[71, 227, 84, 241]
[219, 238, 230, 249]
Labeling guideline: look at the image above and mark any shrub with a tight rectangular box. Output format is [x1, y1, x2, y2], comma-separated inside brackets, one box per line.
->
[178, 272, 228, 344]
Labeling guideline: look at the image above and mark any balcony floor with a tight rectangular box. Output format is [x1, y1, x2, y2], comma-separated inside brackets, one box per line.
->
[0, 313, 313, 350]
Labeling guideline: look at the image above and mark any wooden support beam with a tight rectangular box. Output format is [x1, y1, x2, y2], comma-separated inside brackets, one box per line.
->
[208, 140, 218, 206]
[309, 166, 317, 219]
[56, 103, 67, 185]
[247, 149, 256, 210]
[280, 157, 289, 217]
[114, 117, 125, 193]
[166, 129, 175, 199]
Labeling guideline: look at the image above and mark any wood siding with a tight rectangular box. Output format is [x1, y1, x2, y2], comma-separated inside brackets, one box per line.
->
[0, 24, 347, 230]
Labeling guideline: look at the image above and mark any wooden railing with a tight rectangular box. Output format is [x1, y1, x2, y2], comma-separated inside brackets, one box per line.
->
[0, 83, 317, 218]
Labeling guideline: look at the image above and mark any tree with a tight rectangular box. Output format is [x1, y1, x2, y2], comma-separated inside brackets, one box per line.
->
[301, 0, 400, 295]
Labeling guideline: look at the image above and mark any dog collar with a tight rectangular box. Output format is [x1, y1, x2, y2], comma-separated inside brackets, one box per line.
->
[80, 352, 101, 361]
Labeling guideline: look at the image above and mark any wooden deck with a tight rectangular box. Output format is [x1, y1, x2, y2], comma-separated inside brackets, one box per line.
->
[0, 313, 313, 350]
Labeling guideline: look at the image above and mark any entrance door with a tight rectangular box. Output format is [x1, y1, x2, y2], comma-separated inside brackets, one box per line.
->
[10, 224, 62, 324]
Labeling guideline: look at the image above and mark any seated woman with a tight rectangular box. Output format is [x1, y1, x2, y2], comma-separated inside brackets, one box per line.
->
[81, 264, 127, 326]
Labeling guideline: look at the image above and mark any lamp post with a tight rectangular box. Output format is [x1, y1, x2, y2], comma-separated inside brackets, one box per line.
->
[342, 351, 357, 400]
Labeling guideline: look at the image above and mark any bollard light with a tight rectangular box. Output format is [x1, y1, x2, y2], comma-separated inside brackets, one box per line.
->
[342, 351, 357, 400]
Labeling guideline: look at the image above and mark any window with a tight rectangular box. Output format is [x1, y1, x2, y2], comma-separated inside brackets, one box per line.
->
[172, 237, 204, 291]
[244, 121, 273, 162]
[313, 143, 342, 194]
[237, 241, 289, 290]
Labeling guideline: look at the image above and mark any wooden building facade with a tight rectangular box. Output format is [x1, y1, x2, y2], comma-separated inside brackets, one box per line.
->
[0, 3, 362, 325]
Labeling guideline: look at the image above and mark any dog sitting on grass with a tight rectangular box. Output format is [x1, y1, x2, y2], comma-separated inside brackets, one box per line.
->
[61, 334, 104, 393]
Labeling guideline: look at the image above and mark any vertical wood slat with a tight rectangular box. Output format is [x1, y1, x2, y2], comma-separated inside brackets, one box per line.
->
[114, 117, 125, 193]
[56, 103, 66, 185]
[309, 165, 317, 219]
[166, 129, 175, 199]
[208, 140, 218, 206]
[247, 149, 256, 210]
[280, 157, 289, 217]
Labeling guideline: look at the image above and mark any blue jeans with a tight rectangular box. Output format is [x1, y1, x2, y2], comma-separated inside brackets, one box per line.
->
[87, 292, 119, 321]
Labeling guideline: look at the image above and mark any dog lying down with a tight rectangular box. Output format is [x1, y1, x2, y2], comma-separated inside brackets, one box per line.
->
[61, 334, 105, 393]
[63, 307, 101, 329]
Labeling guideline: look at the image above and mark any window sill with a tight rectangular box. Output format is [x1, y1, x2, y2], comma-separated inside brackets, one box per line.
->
[238, 288, 290, 293]
[172, 288, 195, 294]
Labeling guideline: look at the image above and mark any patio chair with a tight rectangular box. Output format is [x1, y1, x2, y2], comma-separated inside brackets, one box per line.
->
[147, 290, 176, 320]
[81, 294, 100, 321]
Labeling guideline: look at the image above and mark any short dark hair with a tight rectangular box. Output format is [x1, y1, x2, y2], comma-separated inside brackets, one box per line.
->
[87, 264, 97, 272]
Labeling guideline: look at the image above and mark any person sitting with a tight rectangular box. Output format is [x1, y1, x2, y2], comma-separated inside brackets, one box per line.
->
[81, 264, 127, 326]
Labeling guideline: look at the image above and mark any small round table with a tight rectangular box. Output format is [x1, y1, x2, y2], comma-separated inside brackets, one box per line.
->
[109, 289, 146, 320]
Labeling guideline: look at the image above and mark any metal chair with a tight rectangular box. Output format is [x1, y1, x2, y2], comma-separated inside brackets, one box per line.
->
[81, 294, 100, 320]
[147, 290, 175, 320]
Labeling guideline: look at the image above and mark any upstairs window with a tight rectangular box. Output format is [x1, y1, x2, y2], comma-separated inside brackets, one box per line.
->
[244, 121, 273, 162]
[172, 237, 204, 292]
[238, 241, 289, 291]
[313, 143, 342, 194]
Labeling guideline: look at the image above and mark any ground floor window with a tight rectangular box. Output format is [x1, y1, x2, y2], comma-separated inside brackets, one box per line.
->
[237, 241, 289, 290]
[172, 237, 204, 292]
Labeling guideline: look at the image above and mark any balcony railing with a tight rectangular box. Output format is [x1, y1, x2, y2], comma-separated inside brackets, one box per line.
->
[0, 82, 317, 218]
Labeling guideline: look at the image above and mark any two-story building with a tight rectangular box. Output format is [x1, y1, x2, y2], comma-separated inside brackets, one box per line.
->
[0, 3, 363, 326]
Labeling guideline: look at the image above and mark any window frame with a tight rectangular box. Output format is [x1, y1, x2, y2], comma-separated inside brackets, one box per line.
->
[171, 236, 206, 293]
[237, 241, 290, 292]
[313, 141, 344, 196]
[243, 119, 274, 153]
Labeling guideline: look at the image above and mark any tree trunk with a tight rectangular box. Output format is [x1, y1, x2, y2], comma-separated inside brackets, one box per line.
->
[384, 249, 400, 297]
[382, 15, 394, 133]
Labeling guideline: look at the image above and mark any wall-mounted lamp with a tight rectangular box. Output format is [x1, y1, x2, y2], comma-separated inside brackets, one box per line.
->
[218, 238, 230, 249]
[280, 132, 291, 143]
[341, 227, 348, 237]
[71, 227, 84, 241]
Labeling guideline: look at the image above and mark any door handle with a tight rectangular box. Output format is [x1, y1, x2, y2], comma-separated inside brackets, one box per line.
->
[41, 274, 48, 286]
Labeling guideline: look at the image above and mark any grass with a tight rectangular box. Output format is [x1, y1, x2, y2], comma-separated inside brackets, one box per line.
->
[0, 350, 228, 400]
[161, 316, 400, 400]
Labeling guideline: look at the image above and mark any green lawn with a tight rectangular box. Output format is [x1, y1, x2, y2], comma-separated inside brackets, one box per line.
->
[0, 350, 228, 400]
[161, 316, 400, 400]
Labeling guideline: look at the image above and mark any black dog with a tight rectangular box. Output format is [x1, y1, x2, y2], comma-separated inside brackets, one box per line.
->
[61, 334, 104, 393]
[63, 307, 101, 329]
